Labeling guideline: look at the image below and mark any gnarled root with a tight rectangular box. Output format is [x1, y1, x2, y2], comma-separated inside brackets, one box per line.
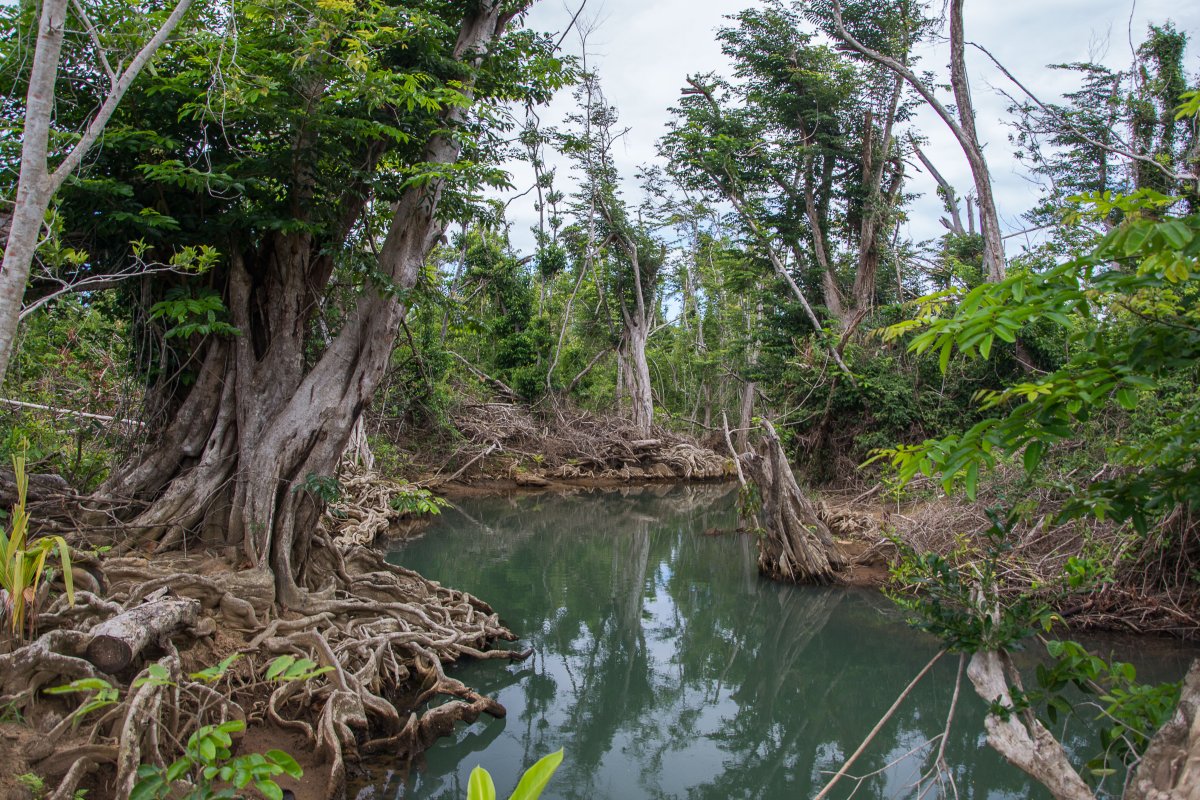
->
[741, 420, 846, 585]
[6, 520, 521, 800]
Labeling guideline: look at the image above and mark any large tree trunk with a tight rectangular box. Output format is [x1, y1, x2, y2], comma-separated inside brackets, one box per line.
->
[99, 2, 515, 608]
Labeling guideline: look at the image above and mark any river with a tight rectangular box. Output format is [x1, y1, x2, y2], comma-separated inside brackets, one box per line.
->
[354, 483, 1197, 800]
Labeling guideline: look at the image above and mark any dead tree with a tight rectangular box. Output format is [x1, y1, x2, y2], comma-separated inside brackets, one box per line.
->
[740, 420, 846, 584]
[828, 0, 1006, 282]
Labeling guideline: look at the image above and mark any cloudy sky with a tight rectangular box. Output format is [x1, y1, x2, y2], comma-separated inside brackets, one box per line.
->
[500, 0, 1200, 254]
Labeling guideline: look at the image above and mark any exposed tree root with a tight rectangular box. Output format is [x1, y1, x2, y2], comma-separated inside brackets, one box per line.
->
[740, 420, 847, 584]
[3, 499, 526, 800]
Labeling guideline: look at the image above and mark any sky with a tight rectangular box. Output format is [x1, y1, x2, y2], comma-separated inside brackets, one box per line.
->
[498, 0, 1200, 255]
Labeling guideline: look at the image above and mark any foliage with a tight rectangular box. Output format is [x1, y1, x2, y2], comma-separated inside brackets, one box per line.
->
[265, 654, 332, 683]
[1010, 640, 1181, 777]
[887, 511, 1055, 653]
[293, 473, 343, 506]
[466, 749, 563, 800]
[0, 441, 74, 639]
[45, 677, 121, 726]
[131, 720, 302, 800]
[390, 486, 448, 516]
[874, 192, 1200, 527]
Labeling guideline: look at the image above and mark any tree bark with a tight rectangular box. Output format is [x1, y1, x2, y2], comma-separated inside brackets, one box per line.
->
[100, 2, 518, 608]
[828, 0, 1006, 281]
[740, 420, 844, 584]
[0, 0, 195, 384]
[967, 649, 1094, 800]
[619, 317, 654, 437]
[1126, 659, 1200, 800]
[84, 597, 200, 673]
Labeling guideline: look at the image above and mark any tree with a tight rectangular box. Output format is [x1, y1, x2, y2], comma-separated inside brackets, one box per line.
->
[821, 0, 1008, 282]
[48, 0, 567, 606]
[556, 74, 664, 434]
[0, 0, 195, 385]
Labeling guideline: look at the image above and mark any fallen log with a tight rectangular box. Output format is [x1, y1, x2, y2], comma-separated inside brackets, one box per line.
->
[84, 596, 200, 673]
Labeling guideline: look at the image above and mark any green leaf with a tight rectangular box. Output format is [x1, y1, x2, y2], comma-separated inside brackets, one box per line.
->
[129, 774, 165, 800]
[1023, 441, 1044, 474]
[266, 656, 295, 681]
[938, 339, 953, 374]
[963, 461, 979, 501]
[256, 781, 283, 800]
[467, 766, 496, 800]
[1115, 388, 1138, 411]
[509, 749, 564, 800]
[266, 750, 303, 778]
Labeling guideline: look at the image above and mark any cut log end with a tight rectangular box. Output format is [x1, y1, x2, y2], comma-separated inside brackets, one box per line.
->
[84, 596, 200, 673]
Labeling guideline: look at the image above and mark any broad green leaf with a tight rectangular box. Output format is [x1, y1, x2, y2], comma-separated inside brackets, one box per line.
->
[467, 766, 496, 800]
[510, 749, 564, 800]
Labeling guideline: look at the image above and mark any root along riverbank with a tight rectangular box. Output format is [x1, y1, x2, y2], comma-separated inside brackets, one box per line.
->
[0, 407, 734, 800]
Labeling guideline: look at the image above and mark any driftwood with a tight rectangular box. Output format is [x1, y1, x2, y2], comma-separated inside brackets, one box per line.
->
[1126, 659, 1200, 800]
[967, 648, 1094, 800]
[740, 420, 845, 584]
[84, 596, 200, 673]
[0, 468, 72, 504]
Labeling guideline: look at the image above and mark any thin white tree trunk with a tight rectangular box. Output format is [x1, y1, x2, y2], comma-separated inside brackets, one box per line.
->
[0, 0, 195, 384]
[829, 0, 1005, 281]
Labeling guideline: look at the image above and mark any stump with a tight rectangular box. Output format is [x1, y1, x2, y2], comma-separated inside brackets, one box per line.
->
[1126, 659, 1200, 800]
[740, 420, 845, 584]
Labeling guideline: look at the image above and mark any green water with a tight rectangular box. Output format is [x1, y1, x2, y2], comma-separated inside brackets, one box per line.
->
[360, 484, 1197, 800]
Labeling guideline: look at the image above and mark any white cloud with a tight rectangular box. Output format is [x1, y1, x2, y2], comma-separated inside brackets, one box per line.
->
[501, 0, 1200, 255]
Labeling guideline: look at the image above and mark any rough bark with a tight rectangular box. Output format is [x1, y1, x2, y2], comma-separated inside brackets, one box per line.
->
[619, 317, 654, 437]
[740, 420, 845, 584]
[1126, 659, 1200, 800]
[967, 649, 1094, 800]
[99, 2, 518, 609]
[84, 597, 200, 673]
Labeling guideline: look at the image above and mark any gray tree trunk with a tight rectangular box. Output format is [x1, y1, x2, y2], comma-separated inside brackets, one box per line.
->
[100, 2, 515, 608]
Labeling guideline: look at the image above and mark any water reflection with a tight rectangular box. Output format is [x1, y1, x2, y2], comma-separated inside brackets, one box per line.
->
[353, 485, 1192, 800]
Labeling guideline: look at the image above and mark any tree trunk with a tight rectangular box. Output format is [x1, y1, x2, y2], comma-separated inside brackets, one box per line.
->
[829, 0, 1006, 282]
[0, 0, 195, 384]
[740, 420, 844, 584]
[620, 317, 653, 437]
[85, 596, 200, 673]
[948, 0, 1006, 282]
[737, 379, 756, 453]
[967, 649, 1094, 800]
[99, 2, 515, 609]
[1126, 659, 1200, 800]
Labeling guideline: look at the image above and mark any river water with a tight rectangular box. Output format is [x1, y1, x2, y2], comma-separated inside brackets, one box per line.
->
[358, 483, 1197, 800]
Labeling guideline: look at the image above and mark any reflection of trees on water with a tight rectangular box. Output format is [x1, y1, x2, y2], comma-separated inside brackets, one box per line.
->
[383, 486, 1054, 800]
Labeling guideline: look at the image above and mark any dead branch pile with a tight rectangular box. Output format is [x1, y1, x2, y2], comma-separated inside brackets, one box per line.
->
[441, 400, 731, 483]
[740, 420, 847, 585]
[0, 529, 524, 800]
[884, 483, 1200, 639]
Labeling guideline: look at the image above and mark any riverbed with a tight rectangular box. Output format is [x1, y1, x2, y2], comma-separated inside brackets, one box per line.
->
[355, 483, 1197, 799]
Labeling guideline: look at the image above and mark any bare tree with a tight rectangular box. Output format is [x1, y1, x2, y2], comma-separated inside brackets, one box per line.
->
[828, 0, 1007, 282]
[0, 0, 195, 383]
